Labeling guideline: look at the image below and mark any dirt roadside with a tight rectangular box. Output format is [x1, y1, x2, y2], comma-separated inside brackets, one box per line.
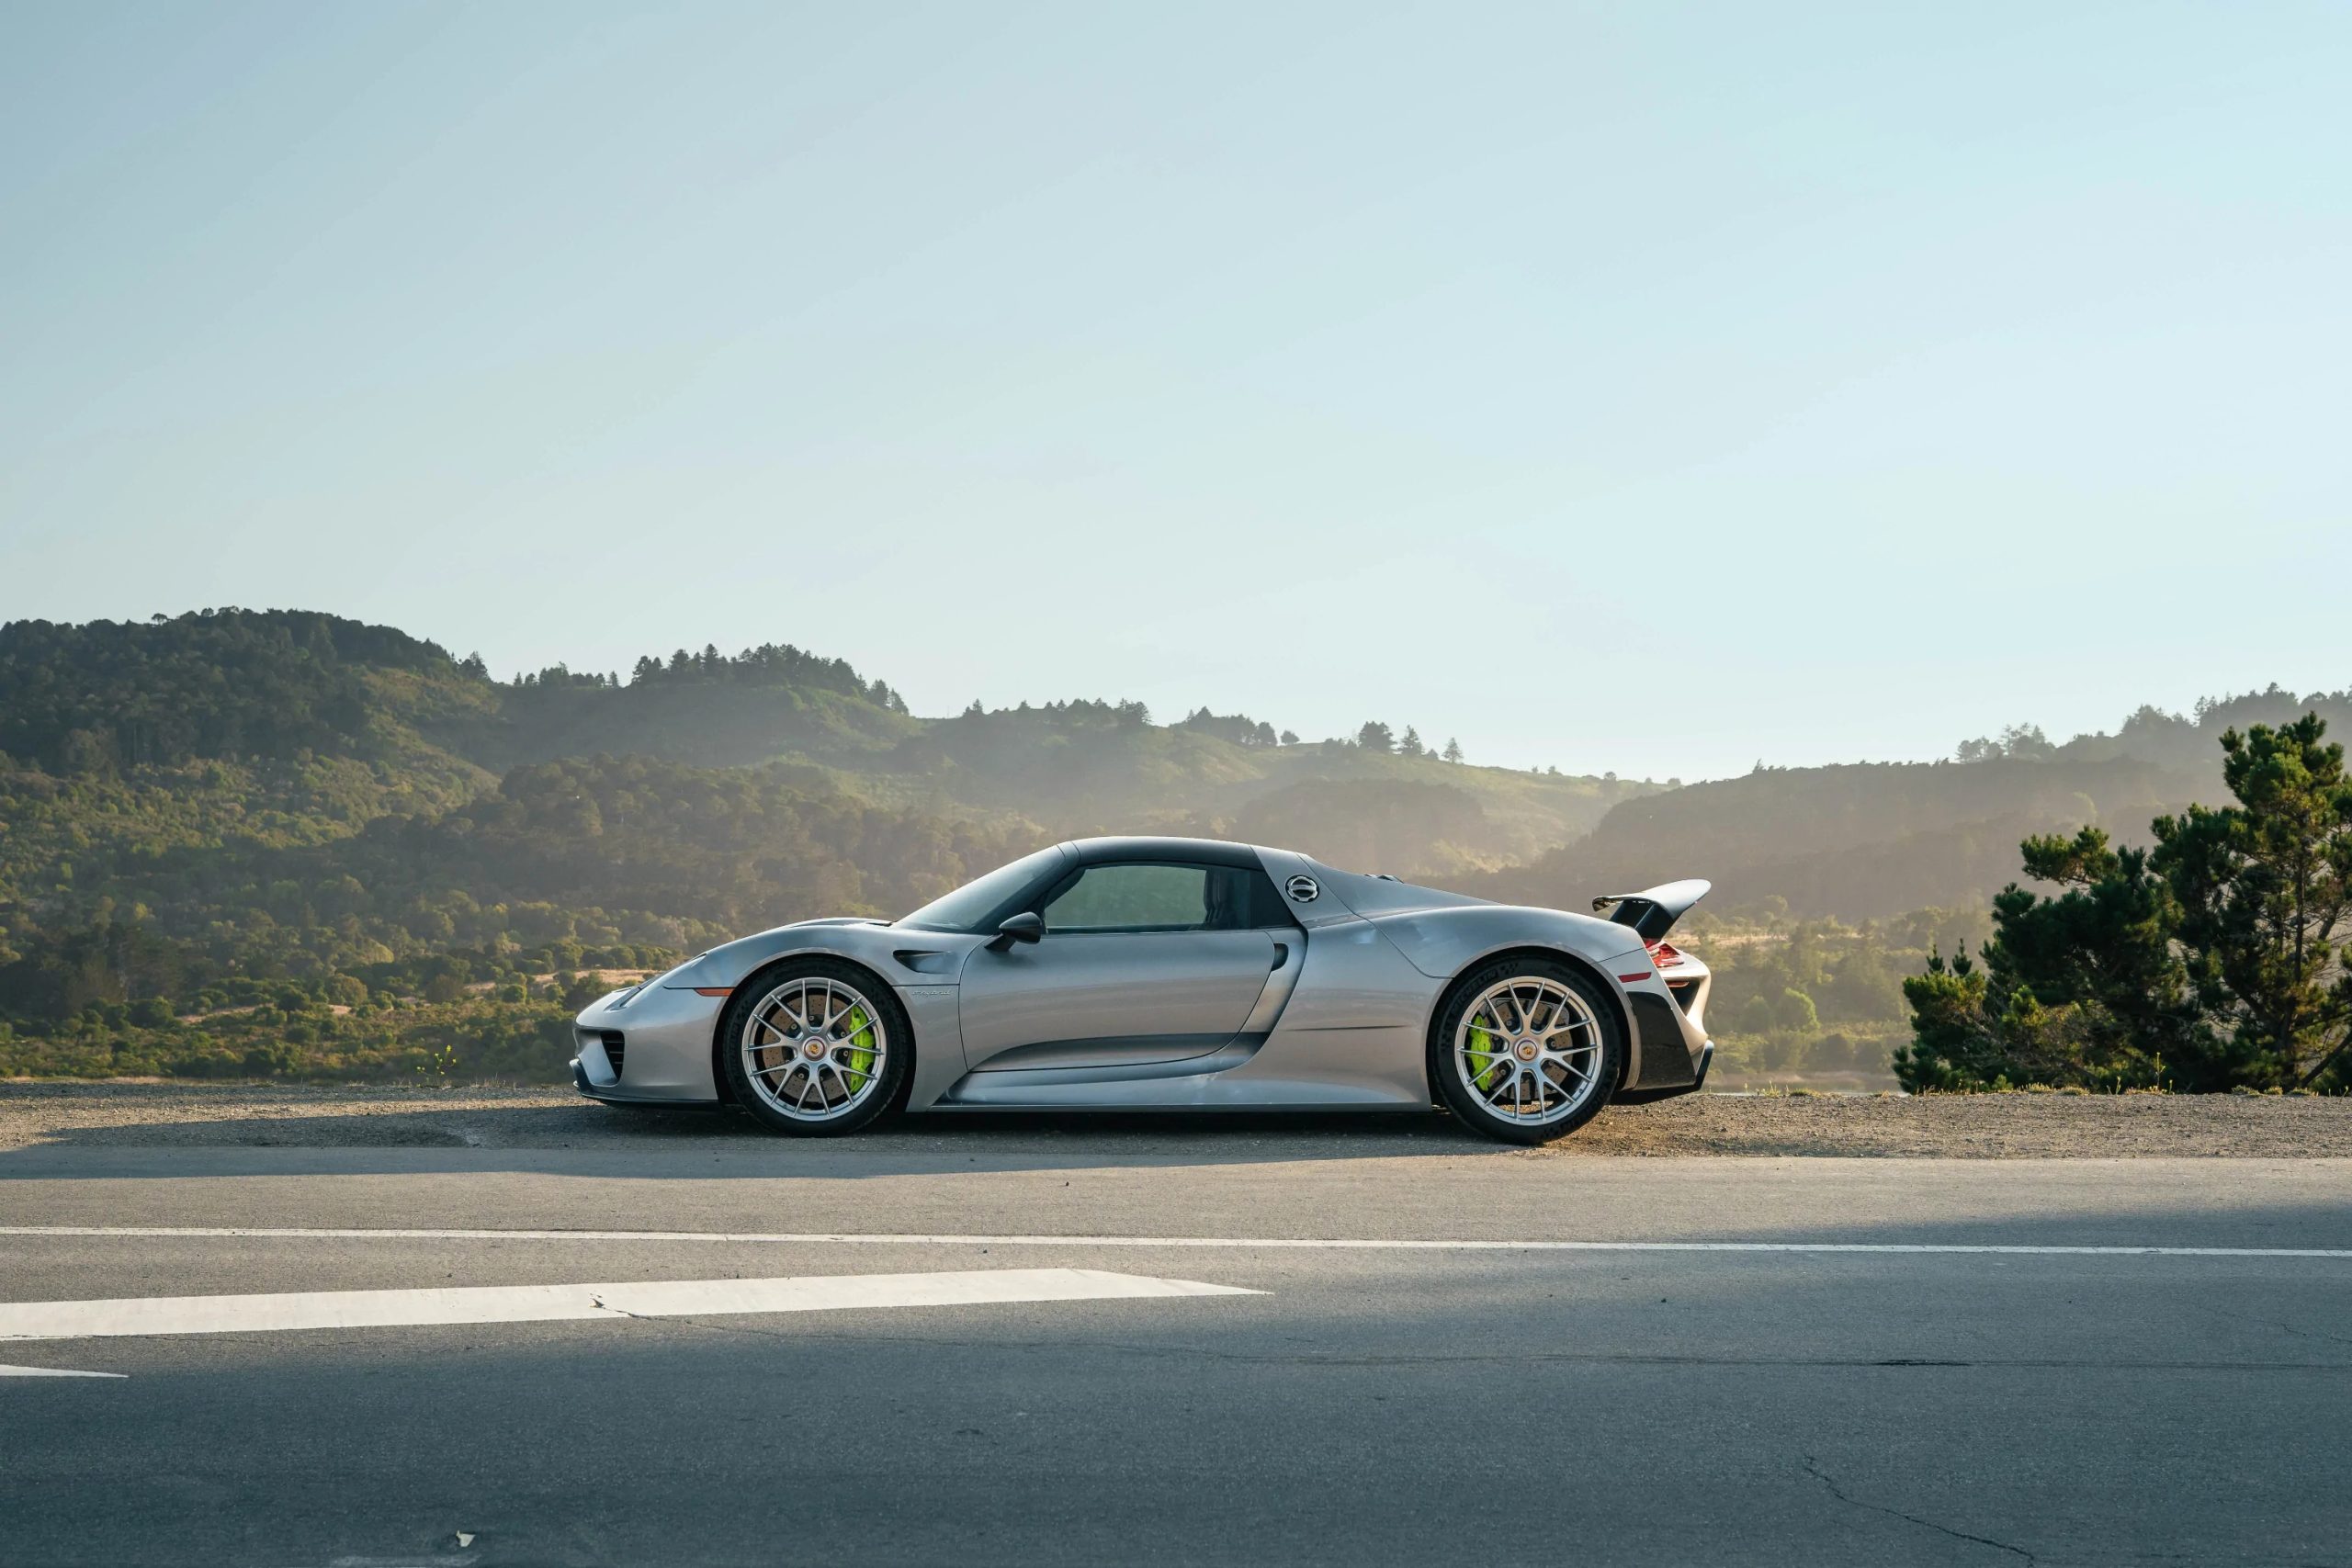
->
[4, 1081, 2350, 1157]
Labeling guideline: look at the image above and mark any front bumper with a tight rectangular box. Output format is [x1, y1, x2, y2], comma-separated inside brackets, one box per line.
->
[571, 983, 729, 1103]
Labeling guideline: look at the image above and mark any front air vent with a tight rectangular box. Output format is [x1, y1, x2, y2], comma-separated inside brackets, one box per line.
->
[598, 1030, 627, 1078]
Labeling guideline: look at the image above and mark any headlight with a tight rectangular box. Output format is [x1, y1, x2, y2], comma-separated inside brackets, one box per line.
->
[646, 953, 711, 991]
[609, 953, 707, 1009]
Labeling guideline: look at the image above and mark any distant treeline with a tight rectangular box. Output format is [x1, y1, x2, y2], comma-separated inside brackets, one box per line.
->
[1952, 686, 2352, 773]
[0, 609, 914, 776]
[0, 609, 454, 773]
[1476, 684, 2352, 924]
[510, 640, 907, 713]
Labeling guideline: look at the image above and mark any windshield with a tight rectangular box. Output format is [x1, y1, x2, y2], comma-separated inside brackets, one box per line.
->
[896, 845, 1067, 932]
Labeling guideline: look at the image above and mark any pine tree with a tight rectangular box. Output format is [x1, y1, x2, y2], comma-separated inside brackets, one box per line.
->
[1442, 738, 1463, 763]
[2154, 716, 2352, 1087]
[1898, 714, 2352, 1092]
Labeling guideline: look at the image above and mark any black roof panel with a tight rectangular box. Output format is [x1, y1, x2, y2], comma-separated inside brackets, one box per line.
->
[1061, 836, 1265, 870]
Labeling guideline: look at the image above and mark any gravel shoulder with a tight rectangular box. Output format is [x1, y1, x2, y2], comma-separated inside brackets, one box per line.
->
[5, 1081, 2350, 1157]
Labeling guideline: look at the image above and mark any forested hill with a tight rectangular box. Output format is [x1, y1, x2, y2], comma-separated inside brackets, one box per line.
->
[6, 613, 2341, 931]
[0, 610, 919, 778]
[0, 609, 1645, 1056]
[1468, 686, 2352, 919]
[0, 611, 489, 774]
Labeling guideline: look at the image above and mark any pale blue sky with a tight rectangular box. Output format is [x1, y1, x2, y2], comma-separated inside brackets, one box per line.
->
[3, 3, 2345, 780]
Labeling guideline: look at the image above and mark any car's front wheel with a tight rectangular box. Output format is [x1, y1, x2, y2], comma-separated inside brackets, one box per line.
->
[1429, 956, 1623, 1145]
[718, 959, 910, 1136]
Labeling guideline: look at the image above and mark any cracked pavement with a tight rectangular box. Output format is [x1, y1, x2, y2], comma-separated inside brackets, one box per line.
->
[1804, 1455, 2040, 1565]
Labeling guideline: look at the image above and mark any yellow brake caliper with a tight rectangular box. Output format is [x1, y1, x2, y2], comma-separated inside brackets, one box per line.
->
[843, 1006, 876, 1087]
[1469, 1020, 1504, 1091]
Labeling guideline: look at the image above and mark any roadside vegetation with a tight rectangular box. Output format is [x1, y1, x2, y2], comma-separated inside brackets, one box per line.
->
[1899, 716, 2352, 1094]
[0, 942, 660, 1084]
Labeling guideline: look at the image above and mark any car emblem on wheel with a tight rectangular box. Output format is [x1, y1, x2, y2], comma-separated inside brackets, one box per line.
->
[1285, 874, 1319, 903]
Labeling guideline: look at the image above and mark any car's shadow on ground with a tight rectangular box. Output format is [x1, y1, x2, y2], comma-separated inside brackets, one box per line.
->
[0, 1087, 1517, 1177]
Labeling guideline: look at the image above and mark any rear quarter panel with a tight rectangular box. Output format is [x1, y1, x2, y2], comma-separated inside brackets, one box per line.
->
[1365, 904, 1662, 1086]
[1221, 919, 1441, 1106]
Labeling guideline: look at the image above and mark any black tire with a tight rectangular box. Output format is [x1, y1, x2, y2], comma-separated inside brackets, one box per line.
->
[718, 957, 913, 1138]
[1428, 955, 1624, 1145]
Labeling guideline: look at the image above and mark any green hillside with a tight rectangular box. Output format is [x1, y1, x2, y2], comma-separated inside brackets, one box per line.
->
[0, 608, 1638, 1081]
[449, 646, 922, 771]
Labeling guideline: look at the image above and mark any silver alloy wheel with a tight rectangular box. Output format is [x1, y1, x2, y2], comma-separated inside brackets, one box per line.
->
[739, 976, 889, 1122]
[1453, 976, 1604, 1126]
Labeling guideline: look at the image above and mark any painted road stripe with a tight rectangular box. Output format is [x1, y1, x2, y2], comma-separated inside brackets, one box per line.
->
[4, 1225, 2349, 1258]
[0, 1364, 125, 1378]
[0, 1269, 1259, 1343]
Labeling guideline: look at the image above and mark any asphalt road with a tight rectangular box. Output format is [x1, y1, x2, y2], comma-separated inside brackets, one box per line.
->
[4, 1122, 2350, 1566]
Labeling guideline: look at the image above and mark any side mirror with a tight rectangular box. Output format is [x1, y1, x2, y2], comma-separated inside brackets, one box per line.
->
[990, 911, 1046, 951]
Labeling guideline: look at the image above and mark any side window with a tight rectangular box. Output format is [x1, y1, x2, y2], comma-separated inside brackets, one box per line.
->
[1043, 864, 1211, 931]
[1040, 863, 1300, 932]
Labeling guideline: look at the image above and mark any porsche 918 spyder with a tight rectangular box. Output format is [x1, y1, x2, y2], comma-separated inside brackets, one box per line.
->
[571, 837, 1713, 1145]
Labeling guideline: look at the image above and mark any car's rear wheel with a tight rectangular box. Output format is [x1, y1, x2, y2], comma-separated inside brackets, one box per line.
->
[1429, 957, 1623, 1145]
[719, 959, 910, 1137]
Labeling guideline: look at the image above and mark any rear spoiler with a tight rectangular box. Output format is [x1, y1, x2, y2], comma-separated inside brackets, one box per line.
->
[1591, 878, 1712, 942]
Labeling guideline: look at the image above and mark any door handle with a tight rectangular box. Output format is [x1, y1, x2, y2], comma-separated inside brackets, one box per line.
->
[1270, 942, 1289, 972]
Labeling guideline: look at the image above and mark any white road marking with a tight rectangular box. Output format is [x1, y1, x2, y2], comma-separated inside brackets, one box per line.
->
[4, 1225, 2348, 1258]
[0, 1268, 1257, 1343]
[0, 1363, 126, 1378]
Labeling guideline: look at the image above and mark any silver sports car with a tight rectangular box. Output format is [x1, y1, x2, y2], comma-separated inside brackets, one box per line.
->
[571, 837, 1713, 1145]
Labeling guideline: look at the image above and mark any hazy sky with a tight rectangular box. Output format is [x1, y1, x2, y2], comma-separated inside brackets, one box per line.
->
[3, 3, 2346, 781]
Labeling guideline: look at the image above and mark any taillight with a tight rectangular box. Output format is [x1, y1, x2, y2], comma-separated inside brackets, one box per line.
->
[1645, 938, 1687, 970]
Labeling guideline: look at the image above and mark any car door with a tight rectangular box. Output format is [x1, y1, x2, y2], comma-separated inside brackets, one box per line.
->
[957, 860, 1283, 1072]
